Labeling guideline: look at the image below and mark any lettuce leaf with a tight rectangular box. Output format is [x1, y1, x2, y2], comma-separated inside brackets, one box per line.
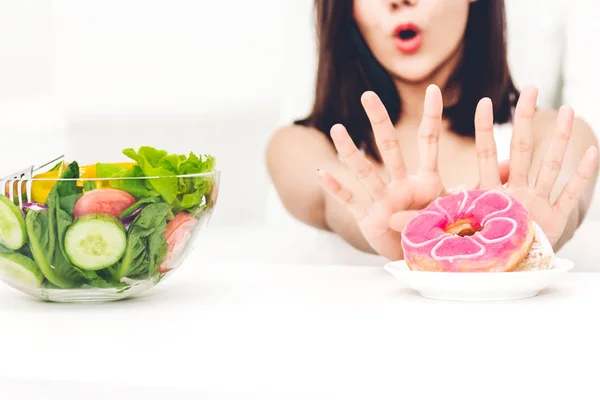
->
[122, 146, 216, 213]
[96, 163, 152, 198]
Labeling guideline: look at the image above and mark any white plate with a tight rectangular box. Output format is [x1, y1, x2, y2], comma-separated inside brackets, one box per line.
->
[384, 258, 574, 302]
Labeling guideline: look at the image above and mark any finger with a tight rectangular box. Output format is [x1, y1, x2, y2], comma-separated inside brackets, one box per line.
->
[330, 124, 386, 200]
[499, 160, 510, 185]
[508, 86, 538, 188]
[534, 105, 574, 199]
[553, 146, 599, 216]
[417, 85, 443, 175]
[389, 210, 420, 232]
[317, 169, 367, 219]
[361, 91, 407, 181]
[474, 97, 502, 188]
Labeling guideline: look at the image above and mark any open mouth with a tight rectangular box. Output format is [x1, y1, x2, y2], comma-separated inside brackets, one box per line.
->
[398, 29, 418, 40]
[394, 23, 422, 54]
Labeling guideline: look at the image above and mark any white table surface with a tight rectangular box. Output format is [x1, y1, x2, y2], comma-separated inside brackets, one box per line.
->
[1, 227, 600, 399]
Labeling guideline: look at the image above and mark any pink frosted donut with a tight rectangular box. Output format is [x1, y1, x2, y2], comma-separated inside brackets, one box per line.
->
[401, 190, 538, 272]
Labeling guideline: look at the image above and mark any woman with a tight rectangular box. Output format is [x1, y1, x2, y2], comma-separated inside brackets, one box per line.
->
[266, 0, 598, 261]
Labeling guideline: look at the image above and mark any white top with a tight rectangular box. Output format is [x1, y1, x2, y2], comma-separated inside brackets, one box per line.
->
[1, 260, 599, 398]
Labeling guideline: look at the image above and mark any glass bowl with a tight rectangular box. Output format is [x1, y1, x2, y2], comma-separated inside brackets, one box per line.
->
[0, 161, 219, 303]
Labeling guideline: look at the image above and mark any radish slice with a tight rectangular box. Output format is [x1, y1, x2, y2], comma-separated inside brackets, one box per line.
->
[22, 203, 49, 212]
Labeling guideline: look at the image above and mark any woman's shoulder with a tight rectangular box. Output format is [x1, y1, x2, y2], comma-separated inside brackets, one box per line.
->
[265, 123, 339, 230]
[532, 108, 597, 146]
[267, 123, 334, 158]
[270, 123, 329, 141]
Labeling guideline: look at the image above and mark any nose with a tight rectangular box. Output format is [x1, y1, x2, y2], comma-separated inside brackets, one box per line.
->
[388, 0, 417, 11]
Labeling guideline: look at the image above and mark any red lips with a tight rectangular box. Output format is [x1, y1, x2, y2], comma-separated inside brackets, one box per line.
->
[393, 23, 422, 54]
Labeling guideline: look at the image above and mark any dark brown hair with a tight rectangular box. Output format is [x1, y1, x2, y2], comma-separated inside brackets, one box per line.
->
[296, 0, 519, 162]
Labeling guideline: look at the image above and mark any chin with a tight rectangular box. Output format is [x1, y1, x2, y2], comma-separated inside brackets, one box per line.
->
[388, 59, 439, 84]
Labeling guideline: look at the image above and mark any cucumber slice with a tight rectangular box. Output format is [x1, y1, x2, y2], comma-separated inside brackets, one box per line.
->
[0, 195, 26, 250]
[65, 214, 127, 270]
[0, 252, 44, 288]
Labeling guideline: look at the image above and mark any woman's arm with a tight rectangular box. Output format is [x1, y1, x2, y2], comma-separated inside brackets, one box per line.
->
[531, 110, 599, 250]
[265, 125, 375, 253]
[267, 87, 449, 261]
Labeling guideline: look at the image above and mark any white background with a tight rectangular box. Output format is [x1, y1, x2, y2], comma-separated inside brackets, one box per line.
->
[0, 0, 316, 227]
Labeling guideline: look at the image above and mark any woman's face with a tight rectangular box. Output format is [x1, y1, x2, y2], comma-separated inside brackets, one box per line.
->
[353, 0, 474, 83]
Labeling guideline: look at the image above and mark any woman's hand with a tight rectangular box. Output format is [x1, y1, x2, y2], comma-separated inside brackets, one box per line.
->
[317, 85, 446, 260]
[473, 86, 599, 246]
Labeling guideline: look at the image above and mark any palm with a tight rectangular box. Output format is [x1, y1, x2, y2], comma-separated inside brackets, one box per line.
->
[355, 174, 444, 258]
[472, 86, 597, 247]
[504, 188, 563, 244]
[318, 86, 446, 260]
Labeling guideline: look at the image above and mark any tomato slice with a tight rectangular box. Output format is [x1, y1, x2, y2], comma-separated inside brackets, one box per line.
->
[159, 212, 198, 274]
[73, 188, 136, 219]
[164, 212, 195, 240]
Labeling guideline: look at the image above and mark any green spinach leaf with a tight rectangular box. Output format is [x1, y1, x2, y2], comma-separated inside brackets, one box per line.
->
[119, 197, 158, 220]
[113, 202, 171, 280]
[83, 181, 97, 191]
[32, 162, 113, 289]
[26, 209, 74, 288]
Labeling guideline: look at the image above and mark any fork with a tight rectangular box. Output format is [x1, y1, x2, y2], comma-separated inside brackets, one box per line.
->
[0, 155, 64, 208]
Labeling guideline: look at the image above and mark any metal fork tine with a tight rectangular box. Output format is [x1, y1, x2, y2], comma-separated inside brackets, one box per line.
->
[17, 179, 24, 209]
[7, 179, 14, 204]
[0, 180, 6, 202]
[0, 168, 33, 182]
[0, 155, 63, 204]
[26, 179, 32, 203]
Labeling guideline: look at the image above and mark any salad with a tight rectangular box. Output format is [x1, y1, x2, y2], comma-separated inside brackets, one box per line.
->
[0, 146, 217, 291]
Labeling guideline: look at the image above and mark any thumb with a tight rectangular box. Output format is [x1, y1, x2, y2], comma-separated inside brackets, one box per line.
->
[389, 210, 420, 233]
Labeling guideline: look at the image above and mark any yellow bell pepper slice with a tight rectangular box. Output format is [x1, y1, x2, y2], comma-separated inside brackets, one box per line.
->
[31, 162, 137, 204]
[31, 165, 63, 204]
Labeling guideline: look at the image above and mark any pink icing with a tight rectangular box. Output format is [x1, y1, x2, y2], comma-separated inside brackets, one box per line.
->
[401, 190, 531, 272]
